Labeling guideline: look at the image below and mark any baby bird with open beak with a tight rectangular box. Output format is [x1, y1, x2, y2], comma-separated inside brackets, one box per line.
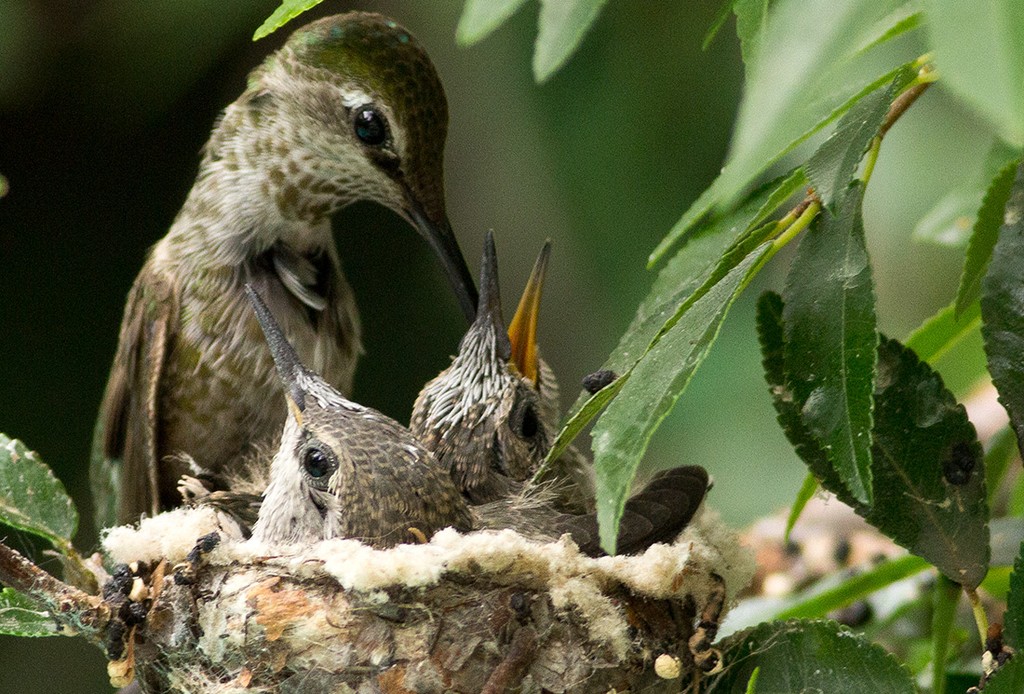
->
[411, 233, 710, 555]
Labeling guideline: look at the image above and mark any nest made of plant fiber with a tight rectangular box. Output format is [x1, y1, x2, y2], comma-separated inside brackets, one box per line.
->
[101, 507, 753, 693]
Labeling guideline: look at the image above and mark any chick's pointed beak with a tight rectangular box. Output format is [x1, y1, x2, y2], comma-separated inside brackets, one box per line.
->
[406, 201, 479, 323]
[508, 241, 551, 385]
[244, 284, 308, 412]
[471, 230, 511, 361]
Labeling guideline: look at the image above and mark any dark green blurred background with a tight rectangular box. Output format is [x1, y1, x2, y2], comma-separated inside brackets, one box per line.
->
[0, 1, 991, 690]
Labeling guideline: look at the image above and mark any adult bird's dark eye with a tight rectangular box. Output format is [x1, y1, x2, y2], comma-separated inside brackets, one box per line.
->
[519, 404, 539, 439]
[303, 447, 331, 479]
[354, 108, 386, 146]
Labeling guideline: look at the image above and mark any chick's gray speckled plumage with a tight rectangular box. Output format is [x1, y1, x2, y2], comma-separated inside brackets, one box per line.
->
[192, 246, 707, 556]
[246, 287, 472, 547]
[92, 12, 477, 528]
[411, 234, 592, 510]
[411, 234, 710, 555]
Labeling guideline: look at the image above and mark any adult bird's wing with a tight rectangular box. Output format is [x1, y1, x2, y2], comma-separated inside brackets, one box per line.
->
[91, 268, 177, 529]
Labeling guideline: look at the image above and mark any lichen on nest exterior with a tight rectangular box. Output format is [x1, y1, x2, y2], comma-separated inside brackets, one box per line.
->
[101, 507, 752, 692]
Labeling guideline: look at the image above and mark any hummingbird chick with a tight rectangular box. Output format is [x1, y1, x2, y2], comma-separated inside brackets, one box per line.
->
[412, 231, 592, 508]
[412, 233, 710, 555]
[245, 286, 473, 547]
[93, 12, 478, 528]
[192, 244, 706, 555]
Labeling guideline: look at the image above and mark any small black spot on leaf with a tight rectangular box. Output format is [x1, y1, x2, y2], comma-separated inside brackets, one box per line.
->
[943, 441, 976, 485]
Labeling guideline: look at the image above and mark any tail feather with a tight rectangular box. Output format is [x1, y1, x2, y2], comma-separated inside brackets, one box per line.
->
[562, 465, 710, 557]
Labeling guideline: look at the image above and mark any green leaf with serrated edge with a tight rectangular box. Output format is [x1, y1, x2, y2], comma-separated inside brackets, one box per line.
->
[0, 435, 77, 547]
[649, 61, 916, 265]
[745, 168, 808, 234]
[956, 160, 1020, 317]
[0, 588, 57, 637]
[543, 375, 626, 470]
[733, 0, 772, 66]
[983, 655, 1024, 694]
[652, 182, 720, 267]
[862, 336, 989, 587]
[906, 301, 981, 364]
[981, 161, 1024, 459]
[702, 0, 736, 51]
[560, 173, 799, 440]
[869, 336, 991, 586]
[986, 426, 1018, 505]
[718, 0, 913, 212]
[783, 182, 877, 504]
[705, 619, 916, 694]
[758, 294, 991, 588]
[784, 473, 818, 543]
[612, 174, 800, 377]
[593, 244, 772, 552]
[924, 0, 1024, 146]
[773, 555, 930, 620]
[1005, 542, 1024, 649]
[253, 0, 324, 40]
[931, 575, 960, 694]
[805, 81, 892, 211]
[758, 292, 845, 491]
[552, 177, 803, 471]
[457, 0, 531, 46]
[533, 0, 609, 83]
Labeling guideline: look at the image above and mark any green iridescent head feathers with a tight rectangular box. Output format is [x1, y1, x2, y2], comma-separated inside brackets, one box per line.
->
[268, 13, 449, 222]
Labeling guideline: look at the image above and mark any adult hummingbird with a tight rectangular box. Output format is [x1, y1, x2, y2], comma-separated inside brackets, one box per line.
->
[92, 12, 478, 529]
[410, 233, 710, 554]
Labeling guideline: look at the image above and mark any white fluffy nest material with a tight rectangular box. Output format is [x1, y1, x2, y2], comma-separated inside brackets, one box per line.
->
[103, 507, 753, 693]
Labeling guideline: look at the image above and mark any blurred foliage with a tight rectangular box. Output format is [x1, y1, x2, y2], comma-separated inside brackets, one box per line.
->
[1, 0, 1022, 690]
[923, 0, 1024, 146]
[707, 619, 917, 693]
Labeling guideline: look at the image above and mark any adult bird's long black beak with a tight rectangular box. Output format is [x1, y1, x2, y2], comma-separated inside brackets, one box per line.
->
[465, 230, 512, 361]
[508, 240, 551, 385]
[407, 203, 479, 323]
[244, 284, 308, 416]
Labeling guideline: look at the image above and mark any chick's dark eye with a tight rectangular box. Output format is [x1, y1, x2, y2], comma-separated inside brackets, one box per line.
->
[303, 447, 332, 479]
[354, 108, 386, 146]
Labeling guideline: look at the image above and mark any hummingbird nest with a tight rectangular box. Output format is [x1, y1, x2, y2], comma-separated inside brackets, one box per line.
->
[99, 507, 752, 693]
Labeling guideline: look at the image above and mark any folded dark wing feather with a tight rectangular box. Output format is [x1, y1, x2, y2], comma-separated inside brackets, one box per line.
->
[91, 270, 177, 527]
[558, 465, 710, 557]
